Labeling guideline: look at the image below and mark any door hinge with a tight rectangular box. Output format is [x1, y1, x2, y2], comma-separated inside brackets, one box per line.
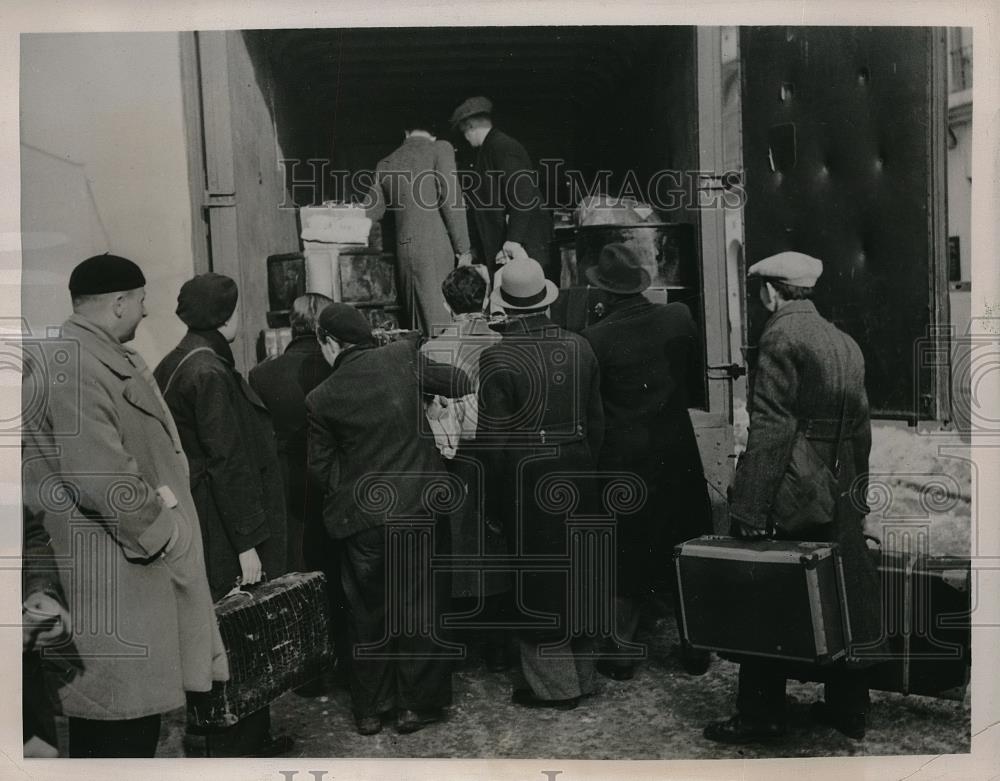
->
[204, 191, 236, 208]
[707, 363, 747, 380]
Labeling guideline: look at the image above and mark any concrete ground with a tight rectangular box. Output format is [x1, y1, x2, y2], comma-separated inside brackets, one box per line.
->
[149, 598, 969, 760]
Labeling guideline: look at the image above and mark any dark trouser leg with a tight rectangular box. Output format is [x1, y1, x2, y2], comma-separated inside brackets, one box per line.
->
[396, 515, 453, 712]
[824, 666, 870, 717]
[68, 714, 162, 758]
[736, 660, 787, 722]
[341, 526, 396, 718]
[483, 590, 518, 656]
[602, 596, 642, 668]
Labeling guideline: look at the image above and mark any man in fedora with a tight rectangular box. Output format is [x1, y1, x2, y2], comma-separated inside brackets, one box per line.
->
[477, 258, 605, 710]
[581, 243, 713, 681]
[449, 97, 552, 281]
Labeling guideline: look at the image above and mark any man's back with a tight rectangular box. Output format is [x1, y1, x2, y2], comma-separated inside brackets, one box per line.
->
[307, 338, 460, 539]
[583, 298, 698, 440]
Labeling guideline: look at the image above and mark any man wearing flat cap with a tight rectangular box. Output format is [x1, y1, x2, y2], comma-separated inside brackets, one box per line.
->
[450, 96, 552, 281]
[21, 254, 229, 757]
[477, 258, 605, 710]
[306, 303, 472, 736]
[704, 251, 884, 744]
[581, 243, 713, 681]
[154, 272, 292, 757]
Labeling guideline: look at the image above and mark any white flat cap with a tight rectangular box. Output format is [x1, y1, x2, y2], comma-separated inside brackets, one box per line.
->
[748, 251, 823, 287]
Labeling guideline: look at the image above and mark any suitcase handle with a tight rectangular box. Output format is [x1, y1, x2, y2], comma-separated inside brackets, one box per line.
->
[221, 572, 269, 601]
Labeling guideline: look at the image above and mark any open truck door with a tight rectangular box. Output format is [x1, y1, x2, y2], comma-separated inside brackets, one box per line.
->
[739, 26, 951, 423]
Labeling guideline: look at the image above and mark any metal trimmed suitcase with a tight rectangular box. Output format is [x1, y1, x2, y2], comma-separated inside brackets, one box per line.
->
[186, 571, 332, 729]
[863, 550, 971, 698]
[674, 535, 851, 665]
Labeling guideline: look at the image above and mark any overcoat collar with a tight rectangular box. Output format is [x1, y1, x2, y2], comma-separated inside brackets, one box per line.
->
[332, 342, 375, 372]
[284, 334, 323, 356]
[62, 314, 135, 378]
[599, 294, 653, 324]
[764, 299, 818, 331]
[498, 312, 554, 336]
[180, 328, 235, 365]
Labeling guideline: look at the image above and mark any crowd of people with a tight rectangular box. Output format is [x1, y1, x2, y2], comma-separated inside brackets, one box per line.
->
[21, 240, 881, 756]
[20, 92, 880, 757]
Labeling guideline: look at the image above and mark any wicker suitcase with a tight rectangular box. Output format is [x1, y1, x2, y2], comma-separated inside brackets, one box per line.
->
[186, 571, 332, 729]
[674, 536, 851, 665]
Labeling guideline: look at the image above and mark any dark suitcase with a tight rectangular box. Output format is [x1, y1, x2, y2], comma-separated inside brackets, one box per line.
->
[674, 536, 850, 665]
[186, 571, 332, 729]
[863, 550, 971, 698]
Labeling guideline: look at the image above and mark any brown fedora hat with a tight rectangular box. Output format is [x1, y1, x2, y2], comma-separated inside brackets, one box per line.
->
[585, 243, 651, 295]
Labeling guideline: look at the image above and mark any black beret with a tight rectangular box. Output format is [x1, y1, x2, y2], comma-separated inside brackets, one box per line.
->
[68, 254, 146, 297]
[176, 273, 239, 330]
[317, 303, 374, 345]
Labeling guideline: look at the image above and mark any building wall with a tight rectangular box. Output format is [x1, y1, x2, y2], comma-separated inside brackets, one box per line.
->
[220, 32, 302, 369]
[20, 32, 195, 367]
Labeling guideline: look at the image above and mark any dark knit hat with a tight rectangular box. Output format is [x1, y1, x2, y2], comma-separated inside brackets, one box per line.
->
[317, 303, 374, 345]
[69, 253, 146, 297]
[176, 272, 239, 330]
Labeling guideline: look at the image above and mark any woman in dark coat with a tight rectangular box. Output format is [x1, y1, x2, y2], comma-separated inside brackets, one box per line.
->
[154, 273, 291, 757]
[704, 252, 885, 744]
[581, 244, 713, 680]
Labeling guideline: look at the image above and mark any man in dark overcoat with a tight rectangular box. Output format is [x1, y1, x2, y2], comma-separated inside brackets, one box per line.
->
[365, 116, 472, 334]
[450, 96, 552, 280]
[21, 255, 228, 757]
[581, 244, 713, 681]
[249, 292, 349, 691]
[154, 272, 291, 757]
[249, 292, 333, 572]
[704, 252, 884, 744]
[477, 258, 605, 710]
[306, 303, 472, 736]
[22, 504, 71, 757]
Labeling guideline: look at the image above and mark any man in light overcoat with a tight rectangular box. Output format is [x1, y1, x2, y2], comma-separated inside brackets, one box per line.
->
[21, 254, 229, 758]
[365, 116, 472, 335]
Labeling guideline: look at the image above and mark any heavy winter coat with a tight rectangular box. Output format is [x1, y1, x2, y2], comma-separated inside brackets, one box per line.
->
[477, 314, 605, 639]
[366, 136, 471, 334]
[154, 330, 287, 601]
[306, 336, 472, 541]
[582, 296, 712, 595]
[248, 335, 332, 571]
[728, 299, 883, 659]
[21, 315, 229, 719]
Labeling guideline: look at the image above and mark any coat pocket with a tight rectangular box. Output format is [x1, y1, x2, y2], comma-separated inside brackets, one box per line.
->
[771, 433, 837, 537]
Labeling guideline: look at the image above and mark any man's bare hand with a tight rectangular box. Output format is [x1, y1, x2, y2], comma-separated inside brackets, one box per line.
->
[499, 241, 529, 263]
[238, 548, 263, 585]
